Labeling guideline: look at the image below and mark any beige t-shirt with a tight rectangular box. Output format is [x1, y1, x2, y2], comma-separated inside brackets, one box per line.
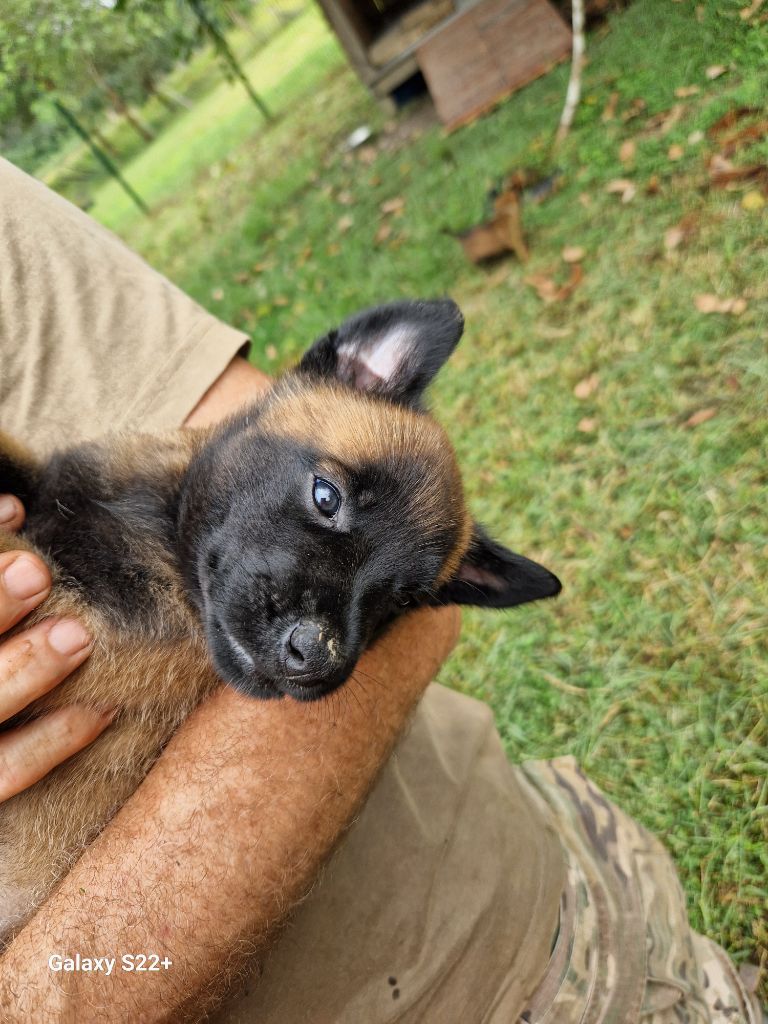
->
[0, 157, 249, 454]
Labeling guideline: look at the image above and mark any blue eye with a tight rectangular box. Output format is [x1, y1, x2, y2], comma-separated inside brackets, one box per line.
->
[313, 478, 341, 518]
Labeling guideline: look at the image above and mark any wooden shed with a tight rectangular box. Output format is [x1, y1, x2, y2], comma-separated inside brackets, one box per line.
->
[315, 0, 573, 127]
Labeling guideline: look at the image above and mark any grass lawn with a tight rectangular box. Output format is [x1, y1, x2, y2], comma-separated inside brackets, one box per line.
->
[46, 0, 767, 994]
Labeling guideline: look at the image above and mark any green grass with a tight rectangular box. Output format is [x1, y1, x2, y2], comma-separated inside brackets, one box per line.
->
[44, 0, 768, 995]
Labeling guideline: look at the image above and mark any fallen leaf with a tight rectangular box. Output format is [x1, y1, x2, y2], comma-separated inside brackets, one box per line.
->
[741, 190, 766, 210]
[725, 375, 740, 391]
[675, 85, 700, 98]
[644, 104, 684, 137]
[578, 192, 593, 207]
[577, 417, 598, 433]
[562, 245, 585, 263]
[684, 408, 717, 427]
[326, 242, 341, 256]
[740, 0, 764, 18]
[694, 293, 747, 315]
[252, 261, 271, 273]
[708, 155, 768, 188]
[375, 222, 393, 244]
[211, 287, 224, 301]
[458, 187, 528, 264]
[688, 129, 705, 145]
[706, 65, 727, 80]
[664, 226, 685, 251]
[337, 214, 354, 233]
[574, 373, 599, 399]
[606, 178, 637, 202]
[232, 270, 250, 284]
[668, 143, 685, 161]
[621, 98, 647, 123]
[357, 145, 377, 165]
[265, 344, 278, 360]
[273, 295, 289, 307]
[646, 174, 661, 195]
[525, 264, 583, 303]
[619, 139, 636, 163]
[380, 196, 405, 215]
[601, 92, 619, 122]
[337, 190, 354, 205]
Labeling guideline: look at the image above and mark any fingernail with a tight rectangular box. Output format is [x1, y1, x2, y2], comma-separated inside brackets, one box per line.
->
[3, 555, 49, 600]
[0, 496, 17, 524]
[48, 620, 92, 656]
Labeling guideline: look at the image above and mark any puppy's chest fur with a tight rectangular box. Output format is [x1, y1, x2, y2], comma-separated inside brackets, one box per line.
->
[0, 431, 221, 941]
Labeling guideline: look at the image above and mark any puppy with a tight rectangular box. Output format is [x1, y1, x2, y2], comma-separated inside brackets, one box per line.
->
[0, 298, 560, 941]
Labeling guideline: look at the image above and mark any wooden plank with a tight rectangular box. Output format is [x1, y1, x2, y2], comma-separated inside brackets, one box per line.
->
[417, 0, 571, 129]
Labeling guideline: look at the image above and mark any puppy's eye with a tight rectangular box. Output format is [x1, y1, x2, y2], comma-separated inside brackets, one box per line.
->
[313, 478, 341, 518]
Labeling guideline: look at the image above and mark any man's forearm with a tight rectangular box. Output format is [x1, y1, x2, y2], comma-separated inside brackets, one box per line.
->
[0, 606, 459, 1022]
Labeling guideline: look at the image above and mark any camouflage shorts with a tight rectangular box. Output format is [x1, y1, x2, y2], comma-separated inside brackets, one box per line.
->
[516, 758, 763, 1024]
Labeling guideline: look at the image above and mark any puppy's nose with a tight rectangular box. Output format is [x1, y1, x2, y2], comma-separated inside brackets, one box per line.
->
[283, 621, 338, 679]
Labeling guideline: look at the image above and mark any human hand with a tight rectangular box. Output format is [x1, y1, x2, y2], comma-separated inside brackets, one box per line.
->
[0, 495, 110, 803]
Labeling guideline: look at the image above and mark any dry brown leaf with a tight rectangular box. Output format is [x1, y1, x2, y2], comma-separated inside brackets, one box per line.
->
[646, 174, 661, 195]
[574, 373, 599, 399]
[265, 344, 278, 360]
[337, 214, 354, 233]
[380, 196, 405, 215]
[525, 264, 583, 304]
[578, 192, 593, 207]
[664, 226, 685, 251]
[688, 129, 705, 145]
[740, 0, 765, 18]
[562, 245, 585, 263]
[577, 417, 598, 433]
[273, 295, 289, 307]
[668, 144, 684, 161]
[606, 178, 637, 202]
[336, 190, 353, 206]
[601, 91, 619, 122]
[644, 104, 684, 137]
[619, 139, 636, 163]
[706, 65, 727, 80]
[458, 187, 528, 264]
[694, 293, 747, 315]
[621, 98, 647, 123]
[375, 222, 393, 244]
[708, 155, 768, 188]
[675, 85, 700, 98]
[685, 408, 717, 428]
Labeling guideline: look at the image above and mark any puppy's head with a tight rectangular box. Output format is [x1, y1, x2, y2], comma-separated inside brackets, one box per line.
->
[179, 299, 560, 700]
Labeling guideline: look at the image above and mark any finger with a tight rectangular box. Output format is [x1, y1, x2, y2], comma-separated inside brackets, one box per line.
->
[0, 619, 93, 724]
[0, 551, 52, 632]
[0, 705, 114, 802]
[0, 496, 25, 534]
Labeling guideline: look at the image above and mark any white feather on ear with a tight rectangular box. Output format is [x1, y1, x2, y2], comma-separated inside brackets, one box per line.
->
[337, 324, 419, 386]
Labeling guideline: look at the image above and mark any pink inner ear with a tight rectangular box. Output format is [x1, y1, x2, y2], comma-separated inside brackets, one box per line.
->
[337, 325, 417, 387]
[457, 563, 502, 591]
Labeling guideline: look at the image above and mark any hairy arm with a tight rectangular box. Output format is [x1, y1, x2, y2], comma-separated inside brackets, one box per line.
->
[0, 358, 461, 1022]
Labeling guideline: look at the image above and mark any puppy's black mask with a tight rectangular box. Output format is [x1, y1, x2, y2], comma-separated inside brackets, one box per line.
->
[177, 299, 561, 701]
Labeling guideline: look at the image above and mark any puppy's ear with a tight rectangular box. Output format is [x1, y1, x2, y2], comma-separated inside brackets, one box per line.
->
[436, 523, 562, 608]
[299, 298, 464, 407]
